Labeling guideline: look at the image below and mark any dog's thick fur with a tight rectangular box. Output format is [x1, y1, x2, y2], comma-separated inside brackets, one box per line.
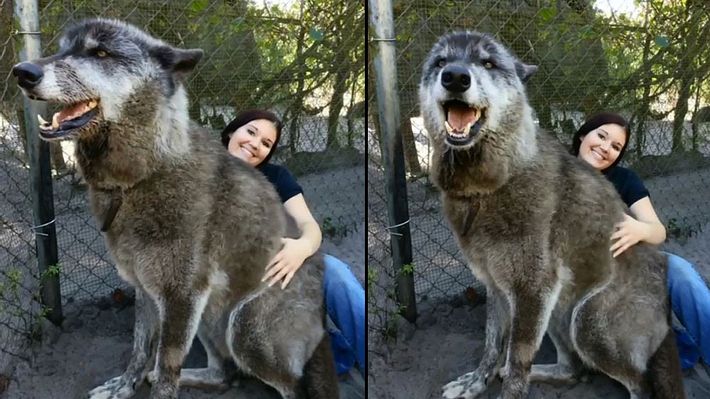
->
[13, 19, 338, 399]
[419, 31, 685, 399]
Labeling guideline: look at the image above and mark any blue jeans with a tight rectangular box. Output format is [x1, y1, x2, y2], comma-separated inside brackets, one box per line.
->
[664, 252, 710, 369]
[323, 254, 365, 375]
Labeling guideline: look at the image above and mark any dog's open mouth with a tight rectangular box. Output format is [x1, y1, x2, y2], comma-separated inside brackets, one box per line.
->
[38, 99, 100, 139]
[442, 99, 486, 146]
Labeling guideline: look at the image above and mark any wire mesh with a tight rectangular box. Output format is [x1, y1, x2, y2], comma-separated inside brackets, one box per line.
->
[368, 0, 710, 338]
[0, 0, 364, 375]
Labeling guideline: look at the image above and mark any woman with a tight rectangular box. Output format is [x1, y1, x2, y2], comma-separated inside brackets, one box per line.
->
[571, 112, 710, 370]
[220, 109, 365, 378]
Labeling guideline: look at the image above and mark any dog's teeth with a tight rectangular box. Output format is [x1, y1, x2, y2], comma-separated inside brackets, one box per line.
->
[88, 100, 97, 108]
[51, 113, 60, 129]
[37, 114, 49, 126]
[464, 121, 472, 132]
[445, 120, 454, 133]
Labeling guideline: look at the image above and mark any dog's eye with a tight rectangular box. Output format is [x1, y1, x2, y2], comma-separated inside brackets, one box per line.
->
[436, 58, 447, 68]
[483, 61, 495, 69]
[96, 50, 109, 58]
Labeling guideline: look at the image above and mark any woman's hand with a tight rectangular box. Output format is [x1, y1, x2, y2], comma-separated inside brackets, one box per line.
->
[263, 238, 310, 289]
[610, 213, 648, 257]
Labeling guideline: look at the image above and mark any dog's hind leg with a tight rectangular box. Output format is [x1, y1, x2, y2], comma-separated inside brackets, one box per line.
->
[442, 286, 510, 399]
[227, 325, 308, 399]
[88, 288, 158, 399]
[226, 289, 334, 399]
[573, 319, 647, 396]
[571, 291, 654, 398]
[300, 332, 340, 398]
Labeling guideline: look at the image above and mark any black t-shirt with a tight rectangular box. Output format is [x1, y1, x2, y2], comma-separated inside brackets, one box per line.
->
[603, 166, 650, 208]
[258, 163, 304, 203]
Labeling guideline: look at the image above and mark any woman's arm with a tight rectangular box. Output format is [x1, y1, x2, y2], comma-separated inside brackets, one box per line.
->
[628, 196, 667, 244]
[610, 196, 667, 257]
[263, 193, 322, 288]
[283, 193, 323, 256]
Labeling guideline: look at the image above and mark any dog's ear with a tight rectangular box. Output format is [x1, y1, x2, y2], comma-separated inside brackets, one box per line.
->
[172, 48, 203, 73]
[152, 46, 203, 73]
[515, 62, 537, 83]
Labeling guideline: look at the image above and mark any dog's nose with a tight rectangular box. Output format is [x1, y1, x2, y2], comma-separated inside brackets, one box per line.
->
[441, 65, 471, 93]
[12, 62, 44, 89]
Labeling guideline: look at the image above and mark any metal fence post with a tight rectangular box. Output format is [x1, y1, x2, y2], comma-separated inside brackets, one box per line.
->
[369, 0, 417, 323]
[14, 0, 63, 326]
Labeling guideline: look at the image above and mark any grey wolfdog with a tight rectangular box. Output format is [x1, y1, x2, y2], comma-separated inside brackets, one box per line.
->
[419, 31, 685, 399]
[13, 19, 339, 399]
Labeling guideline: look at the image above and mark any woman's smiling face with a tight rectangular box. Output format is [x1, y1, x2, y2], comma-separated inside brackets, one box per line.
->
[227, 118, 277, 166]
[578, 123, 627, 170]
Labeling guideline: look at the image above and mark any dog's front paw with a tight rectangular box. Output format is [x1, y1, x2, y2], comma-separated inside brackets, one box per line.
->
[149, 380, 178, 399]
[87, 376, 136, 399]
[442, 371, 487, 399]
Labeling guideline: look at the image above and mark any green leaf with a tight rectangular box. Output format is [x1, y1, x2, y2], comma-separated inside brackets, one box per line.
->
[580, 25, 596, 40]
[654, 36, 669, 48]
[189, 0, 209, 13]
[309, 27, 324, 42]
[538, 7, 557, 23]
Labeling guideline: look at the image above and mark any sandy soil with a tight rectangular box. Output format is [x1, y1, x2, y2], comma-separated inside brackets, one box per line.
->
[368, 296, 710, 399]
[4, 295, 363, 399]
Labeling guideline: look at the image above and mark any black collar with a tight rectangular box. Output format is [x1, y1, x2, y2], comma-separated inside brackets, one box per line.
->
[100, 191, 123, 232]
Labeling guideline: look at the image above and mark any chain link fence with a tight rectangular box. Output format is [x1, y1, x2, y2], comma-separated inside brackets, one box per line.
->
[368, 0, 710, 343]
[0, 0, 364, 380]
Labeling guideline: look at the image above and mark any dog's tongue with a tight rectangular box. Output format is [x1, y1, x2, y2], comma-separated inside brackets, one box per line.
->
[447, 106, 478, 132]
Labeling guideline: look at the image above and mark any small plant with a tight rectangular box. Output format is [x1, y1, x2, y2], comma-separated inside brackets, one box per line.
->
[6, 269, 22, 293]
[367, 266, 407, 342]
[30, 306, 54, 341]
[667, 218, 702, 243]
[41, 263, 62, 280]
[321, 217, 350, 240]
[367, 268, 378, 297]
[0, 265, 64, 342]
[384, 318, 398, 340]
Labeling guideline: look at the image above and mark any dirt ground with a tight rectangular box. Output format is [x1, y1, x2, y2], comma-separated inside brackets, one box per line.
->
[368, 297, 710, 399]
[4, 300, 364, 399]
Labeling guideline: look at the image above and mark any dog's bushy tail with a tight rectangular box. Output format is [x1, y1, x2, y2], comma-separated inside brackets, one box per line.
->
[299, 332, 340, 398]
[646, 327, 685, 399]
